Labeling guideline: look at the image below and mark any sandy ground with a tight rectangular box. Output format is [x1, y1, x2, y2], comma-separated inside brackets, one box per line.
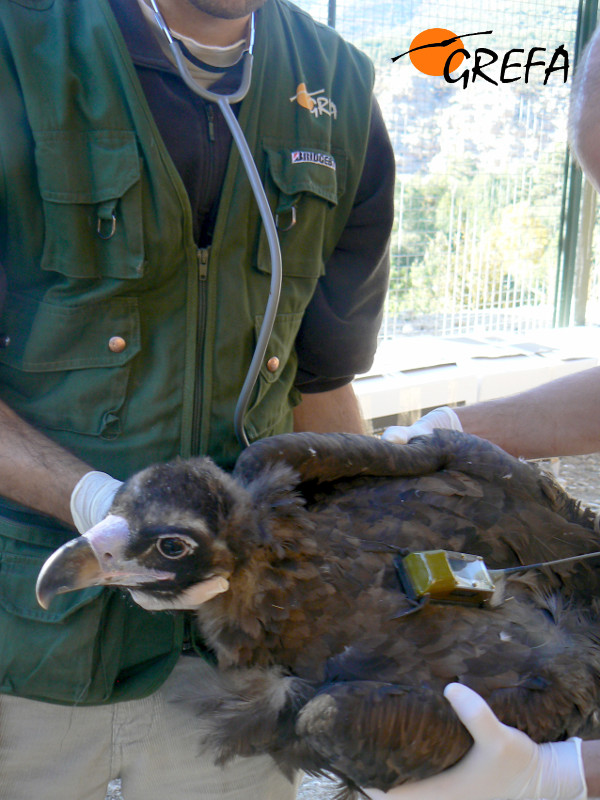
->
[105, 453, 600, 800]
[554, 452, 600, 512]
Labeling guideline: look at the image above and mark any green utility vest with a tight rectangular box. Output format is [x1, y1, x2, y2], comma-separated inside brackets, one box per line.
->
[0, 0, 374, 704]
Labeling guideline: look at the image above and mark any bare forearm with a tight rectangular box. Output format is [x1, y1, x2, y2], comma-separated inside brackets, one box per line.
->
[293, 383, 368, 434]
[0, 399, 91, 525]
[570, 24, 600, 191]
[582, 740, 600, 796]
[455, 367, 600, 459]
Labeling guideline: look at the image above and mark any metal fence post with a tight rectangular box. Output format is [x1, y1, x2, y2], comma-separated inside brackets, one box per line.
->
[328, 0, 336, 27]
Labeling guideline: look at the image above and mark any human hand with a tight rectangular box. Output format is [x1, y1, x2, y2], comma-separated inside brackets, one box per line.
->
[70, 471, 123, 534]
[364, 683, 586, 800]
[382, 406, 462, 444]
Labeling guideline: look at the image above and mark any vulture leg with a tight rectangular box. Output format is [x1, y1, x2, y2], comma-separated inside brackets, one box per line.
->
[177, 665, 314, 770]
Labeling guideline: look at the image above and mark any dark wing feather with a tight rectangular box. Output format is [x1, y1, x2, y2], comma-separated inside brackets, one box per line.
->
[235, 429, 598, 530]
[293, 591, 600, 794]
[295, 680, 471, 795]
[233, 431, 452, 486]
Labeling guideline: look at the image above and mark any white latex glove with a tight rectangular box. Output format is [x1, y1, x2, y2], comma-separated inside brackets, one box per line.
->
[382, 406, 463, 444]
[365, 683, 586, 800]
[70, 471, 123, 534]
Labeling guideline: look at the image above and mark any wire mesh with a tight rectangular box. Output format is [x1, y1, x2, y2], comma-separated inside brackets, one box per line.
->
[295, 0, 589, 337]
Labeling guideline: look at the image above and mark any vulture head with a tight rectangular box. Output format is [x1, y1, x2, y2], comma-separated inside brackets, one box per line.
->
[37, 457, 271, 612]
[36, 431, 600, 798]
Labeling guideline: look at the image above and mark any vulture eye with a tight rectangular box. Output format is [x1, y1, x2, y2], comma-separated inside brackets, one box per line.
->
[156, 536, 194, 559]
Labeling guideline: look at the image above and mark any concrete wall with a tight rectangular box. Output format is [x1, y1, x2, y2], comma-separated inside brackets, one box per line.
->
[354, 327, 600, 430]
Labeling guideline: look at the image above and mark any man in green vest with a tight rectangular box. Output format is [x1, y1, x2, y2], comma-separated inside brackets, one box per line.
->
[0, 0, 394, 797]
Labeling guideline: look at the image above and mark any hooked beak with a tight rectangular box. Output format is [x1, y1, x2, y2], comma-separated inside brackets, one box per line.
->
[36, 514, 174, 610]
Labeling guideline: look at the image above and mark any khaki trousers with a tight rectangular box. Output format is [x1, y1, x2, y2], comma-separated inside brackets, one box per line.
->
[0, 657, 301, 800]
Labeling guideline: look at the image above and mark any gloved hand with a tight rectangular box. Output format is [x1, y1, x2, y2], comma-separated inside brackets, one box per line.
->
[70, 471, 123, 534]
[382, 406, 463, 444]
[364, 683, 586, 800]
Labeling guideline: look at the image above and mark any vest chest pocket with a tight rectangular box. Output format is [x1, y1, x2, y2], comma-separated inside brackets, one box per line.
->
[34, 130, 144, 280]
[0, 292, 141, 437]
[256, 141, 347, 283]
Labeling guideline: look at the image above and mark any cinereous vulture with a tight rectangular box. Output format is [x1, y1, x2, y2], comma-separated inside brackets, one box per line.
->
[36, 430, 600, 798]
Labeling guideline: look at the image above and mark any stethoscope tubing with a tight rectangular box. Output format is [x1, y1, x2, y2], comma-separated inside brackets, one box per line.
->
[148, 2, 283, 448]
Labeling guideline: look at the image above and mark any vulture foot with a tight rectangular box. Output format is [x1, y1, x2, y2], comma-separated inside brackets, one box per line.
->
[173, 665, 314, 768]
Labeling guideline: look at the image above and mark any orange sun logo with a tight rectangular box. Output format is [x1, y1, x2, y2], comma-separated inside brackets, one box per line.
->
[407, 28, 465, 76]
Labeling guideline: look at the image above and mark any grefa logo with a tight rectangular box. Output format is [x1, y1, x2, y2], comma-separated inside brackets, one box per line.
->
[290, 83, 337, 118]
[392, 28, 569, 88]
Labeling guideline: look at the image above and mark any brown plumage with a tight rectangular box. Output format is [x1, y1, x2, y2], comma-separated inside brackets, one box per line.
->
[36, 431, 600, 798]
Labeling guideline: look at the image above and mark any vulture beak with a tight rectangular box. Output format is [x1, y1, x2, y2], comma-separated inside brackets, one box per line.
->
[36, 514, 174, 610]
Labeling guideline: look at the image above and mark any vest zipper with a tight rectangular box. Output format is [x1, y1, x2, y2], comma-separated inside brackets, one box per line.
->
[191, 246, 210, 450]
[206, 105, 216, 142]
[197, 247, 209, 280]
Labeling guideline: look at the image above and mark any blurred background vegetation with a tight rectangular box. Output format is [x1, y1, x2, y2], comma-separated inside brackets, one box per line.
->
[298, 0, 599, 338]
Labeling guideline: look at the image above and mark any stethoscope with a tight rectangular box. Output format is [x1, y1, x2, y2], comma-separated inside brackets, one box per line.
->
[148, 1, 282, 449]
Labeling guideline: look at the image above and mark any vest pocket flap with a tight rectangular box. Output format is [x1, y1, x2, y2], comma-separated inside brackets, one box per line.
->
[0, 499, 79, 549]
[34, 131, 144, 280]
[256, 144, 346, 278]
[0, 551, 104, 624]
[8, 0, 54, 8]
[35, 130, 140, 204]
[263, 142, 345, 205]
[0, 293, 140, 372]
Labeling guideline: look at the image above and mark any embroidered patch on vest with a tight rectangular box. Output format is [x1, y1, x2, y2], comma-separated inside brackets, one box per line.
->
[291, 151, 337, 170]
[289, 84, 338, 119]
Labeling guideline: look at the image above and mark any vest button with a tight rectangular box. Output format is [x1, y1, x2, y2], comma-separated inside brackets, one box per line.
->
[266, 356, 280, 373]
[108, 336, 127, 354]
[0, 334, 10, 349]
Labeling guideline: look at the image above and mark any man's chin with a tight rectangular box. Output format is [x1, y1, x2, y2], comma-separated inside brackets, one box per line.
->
[186, 0, 268, 21]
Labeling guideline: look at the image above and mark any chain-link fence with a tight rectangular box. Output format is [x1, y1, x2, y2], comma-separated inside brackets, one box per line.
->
[297, 0, 598, 338]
